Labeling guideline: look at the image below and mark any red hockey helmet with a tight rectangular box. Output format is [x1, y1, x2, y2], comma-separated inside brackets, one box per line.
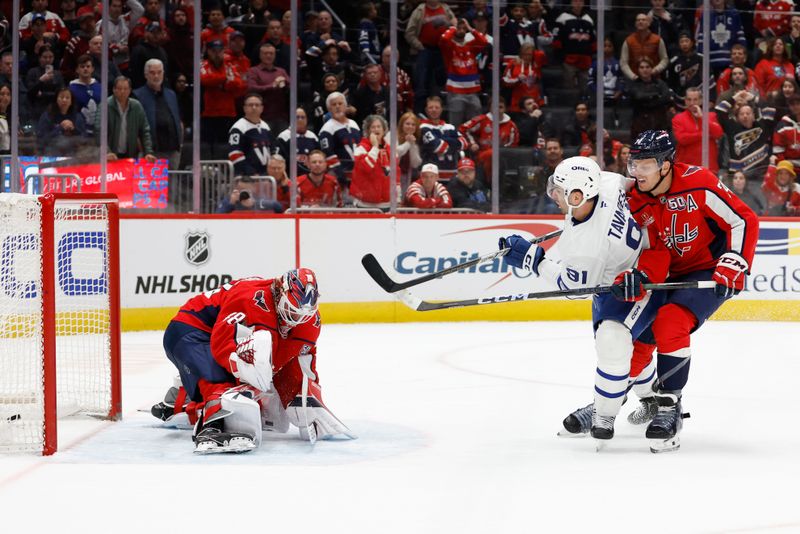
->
[273, 268, 320, 327]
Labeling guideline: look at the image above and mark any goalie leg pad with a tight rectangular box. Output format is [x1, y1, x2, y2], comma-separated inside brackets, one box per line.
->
[218, 387, 263, 447]
[593, 321, 632, 417]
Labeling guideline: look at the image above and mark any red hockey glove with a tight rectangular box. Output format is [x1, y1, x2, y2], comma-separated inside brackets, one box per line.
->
[610, 269, 650, 302]
[712, 251, 749, 298]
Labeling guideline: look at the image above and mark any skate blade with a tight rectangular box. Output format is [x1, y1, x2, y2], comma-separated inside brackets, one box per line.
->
[649, 436, 680, 454]
[557, 429, 588, 438]
[194, 437, 256, 455]
[595, 439, 609, 452]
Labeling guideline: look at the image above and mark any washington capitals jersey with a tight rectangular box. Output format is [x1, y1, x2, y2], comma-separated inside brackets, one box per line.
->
[628, 162, 759, 277]
[276, 128, 320, 175]
[228, 118, 273, 176]
[537, 172, 644, 291]
[172, 278, 321, 385]
[419, 118, 466, 178]
[318, 117, 362, 180]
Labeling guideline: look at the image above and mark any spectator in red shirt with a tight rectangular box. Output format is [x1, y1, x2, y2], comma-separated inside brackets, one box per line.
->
[503, 42, 547, 110]
[397, 111, 423, 191]
[298, 150, 343, 207]
[754, 0, 793, 39]
[405, 163, 453, 209]
[716, 44, 759, 95]
[201, 40, 247, 157]
[459, 97, 520, 178]
[351, 114, 399, 206]
[130, 0, 167, 49]
[201, 5, 234, 53]
[439, 17, 488, 128]
[61, 12, 97, 81]
[772, 94, 800, 173]
[755, 37, 795, 97]
[763, 157, 800, 215]
[672, 87, 724, 172]
[225, 31, 251, 79]
[19, 0, 71, 45]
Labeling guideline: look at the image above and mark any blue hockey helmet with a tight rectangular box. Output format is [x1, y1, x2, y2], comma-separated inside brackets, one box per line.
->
[629, 130, 675, 163]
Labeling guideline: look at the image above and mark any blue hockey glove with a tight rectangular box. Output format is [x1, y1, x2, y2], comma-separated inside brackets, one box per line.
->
[610, 269, 650, 302]
[499, 234, 545, 275]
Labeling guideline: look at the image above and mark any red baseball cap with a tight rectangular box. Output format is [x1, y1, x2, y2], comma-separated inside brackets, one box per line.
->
[457, 158, 475, 170]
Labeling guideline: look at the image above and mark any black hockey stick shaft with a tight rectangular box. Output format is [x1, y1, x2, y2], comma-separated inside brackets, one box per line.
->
[361, 229, 563, 293]
[400, 280, 717, 312]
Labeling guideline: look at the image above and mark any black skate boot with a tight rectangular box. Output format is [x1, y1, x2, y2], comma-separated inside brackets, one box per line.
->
[193, 418, 255, 454]
[646, 394, 685, 453]
[559, 403, 593, 436]
[590, 412, 615, 440]
[151, 385, 188, 422]
[627, 396, 659, 425]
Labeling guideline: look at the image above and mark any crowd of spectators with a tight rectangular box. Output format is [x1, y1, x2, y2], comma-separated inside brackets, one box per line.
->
[1, 0, 800, 216]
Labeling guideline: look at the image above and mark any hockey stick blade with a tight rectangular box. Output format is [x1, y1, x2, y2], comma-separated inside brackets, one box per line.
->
[362, 229, 563, 293]
[400, 280, 717, 312]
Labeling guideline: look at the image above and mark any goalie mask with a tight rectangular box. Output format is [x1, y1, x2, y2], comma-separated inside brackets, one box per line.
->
[547, 156, 601, 216]
[273, 268, 319, 327]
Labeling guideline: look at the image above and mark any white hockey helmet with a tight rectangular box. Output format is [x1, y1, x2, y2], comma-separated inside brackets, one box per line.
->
[547, 156, 601, 211]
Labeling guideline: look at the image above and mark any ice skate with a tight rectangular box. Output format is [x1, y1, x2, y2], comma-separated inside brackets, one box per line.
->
[193, 424, 256, 454]
[627, 396, 659, 425]
[591, 412, 615, 451]
[558, 403, 593, 437]
[646, 394, 686, 453]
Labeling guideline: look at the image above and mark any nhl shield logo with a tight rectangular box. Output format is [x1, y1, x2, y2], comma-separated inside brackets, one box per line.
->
[185, 231, 210, 265]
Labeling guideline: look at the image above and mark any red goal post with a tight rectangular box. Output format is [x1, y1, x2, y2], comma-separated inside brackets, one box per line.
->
[0, 193, 121, 455]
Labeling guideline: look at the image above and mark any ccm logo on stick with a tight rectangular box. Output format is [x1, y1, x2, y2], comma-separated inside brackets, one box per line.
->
[477, 294, 526, 304]
[1, 231, 107, 298]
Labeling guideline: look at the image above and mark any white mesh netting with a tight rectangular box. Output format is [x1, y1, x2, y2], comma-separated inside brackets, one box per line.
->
[0, 194, 113, 453]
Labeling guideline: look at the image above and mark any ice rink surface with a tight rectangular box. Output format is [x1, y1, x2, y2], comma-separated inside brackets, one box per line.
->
[1, 320, 799, 534]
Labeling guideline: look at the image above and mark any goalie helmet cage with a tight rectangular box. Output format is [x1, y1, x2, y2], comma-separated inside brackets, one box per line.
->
[0, 193, 121, 455]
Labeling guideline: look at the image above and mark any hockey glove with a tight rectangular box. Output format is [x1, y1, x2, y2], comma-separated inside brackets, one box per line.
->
[229, 330, 273, 392]
[610, 269, 650, 302]
[712, 251, 748, 298]
[499, 234, 545, 275]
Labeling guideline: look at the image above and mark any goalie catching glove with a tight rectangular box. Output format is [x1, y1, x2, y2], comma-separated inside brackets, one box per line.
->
[610, 269, 650, 302]
[229, 329, 273, 391]
[499, 234, 545, 275]
[712, 251, 748, 298]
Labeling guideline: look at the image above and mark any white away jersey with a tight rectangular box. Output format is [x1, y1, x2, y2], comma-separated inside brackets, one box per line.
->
[538, 172, 644, 291]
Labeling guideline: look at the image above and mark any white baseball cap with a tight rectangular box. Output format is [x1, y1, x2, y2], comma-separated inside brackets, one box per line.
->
[421, 163, 439, 175]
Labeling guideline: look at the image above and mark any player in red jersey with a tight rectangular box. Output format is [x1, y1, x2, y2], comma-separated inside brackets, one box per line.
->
[613, 130, 759, 452]
[151, 268, 354, 453]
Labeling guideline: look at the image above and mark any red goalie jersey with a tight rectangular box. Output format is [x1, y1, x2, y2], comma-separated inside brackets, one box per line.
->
[628, 162, 759, 278]
[172, 277, 322, 406]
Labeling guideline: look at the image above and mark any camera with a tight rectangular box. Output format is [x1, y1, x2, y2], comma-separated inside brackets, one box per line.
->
[239, 190, 251, 201]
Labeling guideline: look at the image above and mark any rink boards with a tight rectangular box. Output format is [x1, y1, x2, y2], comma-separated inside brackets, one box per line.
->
[119, 214, 800, 330]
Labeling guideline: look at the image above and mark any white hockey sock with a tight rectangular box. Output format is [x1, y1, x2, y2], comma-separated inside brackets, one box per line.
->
[593, 321, 633, 417]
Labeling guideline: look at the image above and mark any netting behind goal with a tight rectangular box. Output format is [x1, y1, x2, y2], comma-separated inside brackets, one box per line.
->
[0, 193, 121, 455]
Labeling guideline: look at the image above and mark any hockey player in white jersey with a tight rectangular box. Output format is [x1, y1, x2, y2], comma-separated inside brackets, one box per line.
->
[499, 157, 664, 443]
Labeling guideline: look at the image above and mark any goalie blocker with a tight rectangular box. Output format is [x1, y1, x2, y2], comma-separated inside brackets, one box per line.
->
[157, 269, 354, 454]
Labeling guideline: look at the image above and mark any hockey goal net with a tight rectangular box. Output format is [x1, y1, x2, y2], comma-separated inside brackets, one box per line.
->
[0, 193, 121, 455]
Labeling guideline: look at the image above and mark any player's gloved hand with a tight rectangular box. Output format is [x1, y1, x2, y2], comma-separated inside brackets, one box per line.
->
[499, 234, 545, 275]
[229, 330, 273, 392]
[712, 251, 748, 298]
[611, 269, 650, 302]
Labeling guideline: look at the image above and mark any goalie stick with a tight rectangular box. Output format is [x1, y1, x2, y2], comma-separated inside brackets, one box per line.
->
[399, 280, 718, 312]
[361, 229, 563, 293]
